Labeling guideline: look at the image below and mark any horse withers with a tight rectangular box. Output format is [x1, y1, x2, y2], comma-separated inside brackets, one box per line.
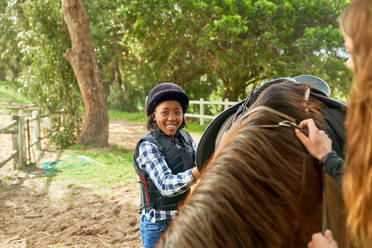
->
[157, 80, 350, 248]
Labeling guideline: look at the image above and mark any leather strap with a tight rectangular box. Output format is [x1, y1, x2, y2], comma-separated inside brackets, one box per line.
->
[322, 167, 328, 233]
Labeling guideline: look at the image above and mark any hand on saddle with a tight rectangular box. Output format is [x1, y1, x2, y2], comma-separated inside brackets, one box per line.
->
[307, 230, 338, 248]
[295, 119, 332, 161]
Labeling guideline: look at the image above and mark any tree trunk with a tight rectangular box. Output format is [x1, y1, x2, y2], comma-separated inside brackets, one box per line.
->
[62, 0, 108, 146]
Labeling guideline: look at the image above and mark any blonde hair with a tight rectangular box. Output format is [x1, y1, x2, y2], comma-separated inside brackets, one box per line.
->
[341, 0, 372, 246]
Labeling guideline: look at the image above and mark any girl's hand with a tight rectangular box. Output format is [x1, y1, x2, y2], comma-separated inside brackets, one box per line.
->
[308, 230, 338, 248]
[295, 119, 332, 161]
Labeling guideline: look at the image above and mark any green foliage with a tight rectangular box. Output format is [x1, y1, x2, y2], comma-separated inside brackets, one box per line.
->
[108, 84, 140, 112]
[117, 0, 351, 100]
[108, 84, 128, 111]
[0, 81, 30, 104]
[0, 0, 352, 149]
[1, 0, 83, 148]
[184, 121, 209, 134]
[0, 1, 22, 82]
[109, 110, 147, 122]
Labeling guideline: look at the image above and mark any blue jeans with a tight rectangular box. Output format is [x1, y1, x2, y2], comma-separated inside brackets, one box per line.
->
[140, 215, 171, 248]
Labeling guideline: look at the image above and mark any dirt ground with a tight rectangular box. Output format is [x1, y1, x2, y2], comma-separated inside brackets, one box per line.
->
[0, 115, 201, 248]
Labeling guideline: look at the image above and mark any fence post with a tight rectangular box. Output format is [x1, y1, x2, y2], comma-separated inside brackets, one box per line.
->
[200, 98, 204, 125]
[17, 109, 26, 169]
[11, 115, 19, 170]
[32, 110, 41, 158]
[224, 98, 229, 110]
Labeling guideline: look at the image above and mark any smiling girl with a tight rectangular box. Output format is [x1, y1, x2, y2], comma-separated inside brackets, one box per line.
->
[133, 82, 200, 248]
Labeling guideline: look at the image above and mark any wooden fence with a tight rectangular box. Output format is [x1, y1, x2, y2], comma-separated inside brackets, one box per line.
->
[0, 116, 19, 169]
[185, 98, 238, 125]
[0, 106, 47, 170]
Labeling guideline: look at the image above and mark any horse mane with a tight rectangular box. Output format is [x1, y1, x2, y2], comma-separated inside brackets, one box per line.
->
[157, 82, 347, 248]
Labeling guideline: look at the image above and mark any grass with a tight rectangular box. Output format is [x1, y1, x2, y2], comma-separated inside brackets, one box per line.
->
[26, 116, 207, 196]
[2, 176, 15, 183]
[36, 144, 137, 191]
[0, 81, 31, 115]
[109, 109, 147, 122]
[185, 120, 209, 133]
[0, 81, 29, 104]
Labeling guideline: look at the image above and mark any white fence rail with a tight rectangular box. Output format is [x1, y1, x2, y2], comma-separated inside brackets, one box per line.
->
[185, 98, 238, 125]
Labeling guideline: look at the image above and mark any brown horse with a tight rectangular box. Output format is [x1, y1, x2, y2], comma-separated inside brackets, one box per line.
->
[157, 82, 350, 248]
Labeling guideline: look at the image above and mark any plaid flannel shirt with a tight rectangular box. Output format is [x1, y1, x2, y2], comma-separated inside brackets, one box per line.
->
[136, 136, 197, 223]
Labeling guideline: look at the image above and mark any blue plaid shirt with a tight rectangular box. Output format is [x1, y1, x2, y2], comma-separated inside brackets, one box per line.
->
[136, 136, 197, 223]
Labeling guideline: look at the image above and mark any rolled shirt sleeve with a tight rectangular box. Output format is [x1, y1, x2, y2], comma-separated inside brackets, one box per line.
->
[322, 151, 344, 185]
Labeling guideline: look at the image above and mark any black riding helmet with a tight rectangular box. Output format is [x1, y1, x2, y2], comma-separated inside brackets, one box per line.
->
[195, 75, 346, 171]
[145, 82, 189, 116]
